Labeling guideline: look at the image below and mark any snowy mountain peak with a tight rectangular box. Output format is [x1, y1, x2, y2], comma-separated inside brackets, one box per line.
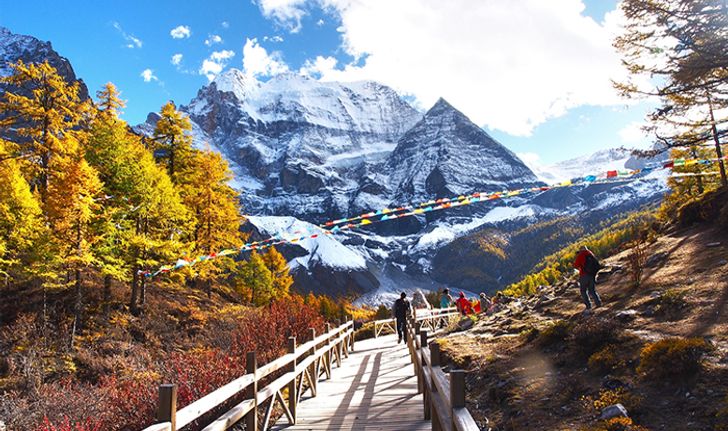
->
[211, 68, 257, 100]
[386, 99, 542, 200]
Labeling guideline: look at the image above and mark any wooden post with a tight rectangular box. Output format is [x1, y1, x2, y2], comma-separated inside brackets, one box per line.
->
[418, 330, 428, 394]
[421, 330, 431, 420]
[430, 343, 441, 431]
[287, 337, 297, 424]
[350, 320, 356, 352]
[324, 323, 332, 379]
[451, 370, 466, 429]
[309, 328, 317, 396]
[342, 317, 349, 358]
[245, 351, 258, 431]
[158, 384, 177, 431]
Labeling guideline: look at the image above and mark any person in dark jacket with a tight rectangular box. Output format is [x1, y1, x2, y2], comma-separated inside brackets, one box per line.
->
[573, 245, 602, 310]
[393, 292, 411, 343]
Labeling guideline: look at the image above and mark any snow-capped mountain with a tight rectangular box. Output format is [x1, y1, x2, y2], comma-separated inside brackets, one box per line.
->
[0, 26, 666, 304]
[0, 26, 88, 98]
[384, 98, 541, 202]
[135, 67, 665, 303]
[176, 69, 423, 221]
[526, 148, 632, 184]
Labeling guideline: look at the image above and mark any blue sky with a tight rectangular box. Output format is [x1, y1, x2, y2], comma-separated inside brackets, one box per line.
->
[0, 0, 655, 165]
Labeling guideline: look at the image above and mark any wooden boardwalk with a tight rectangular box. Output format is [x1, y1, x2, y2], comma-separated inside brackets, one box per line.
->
[272, 334, 430, 431]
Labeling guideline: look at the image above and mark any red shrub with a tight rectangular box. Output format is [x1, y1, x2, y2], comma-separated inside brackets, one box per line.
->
[35, 416, 102, 431]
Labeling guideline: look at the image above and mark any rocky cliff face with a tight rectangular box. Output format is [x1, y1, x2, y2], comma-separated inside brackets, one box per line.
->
[0, 26, 89, 99]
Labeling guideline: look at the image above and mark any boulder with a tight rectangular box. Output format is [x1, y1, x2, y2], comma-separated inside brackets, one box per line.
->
[615, 309, 638, 323]
[599, 403, 629, 420]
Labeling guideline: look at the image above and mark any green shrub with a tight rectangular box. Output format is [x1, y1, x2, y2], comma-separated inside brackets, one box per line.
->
[588, 344, 624, 374]
[570, 316, 620, 357]
[637, 337, 712, 380]
[536, 320, 571, 348]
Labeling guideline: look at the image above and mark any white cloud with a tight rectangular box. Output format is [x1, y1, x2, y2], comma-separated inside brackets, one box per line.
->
[242, 38, 290, 78]
[205, 34, 223, 46]
[316, 18, 325, 26]
[140, 68, 158, 82]
[221, 21, 230, 29]
[256, 0, 308, 33]
[112, 22, 143, 49]
[263, 35, 285, 43]
[299, 55, 338, 78]
[618, 121, 652, 148]
[170, 25, 191, 39]
[263, 0, 634, 136]
[199, 49, 236, 81]
[171, 53, 183, 66]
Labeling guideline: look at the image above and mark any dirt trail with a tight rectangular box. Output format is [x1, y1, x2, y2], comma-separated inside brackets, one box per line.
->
[438, 223, 728, 430]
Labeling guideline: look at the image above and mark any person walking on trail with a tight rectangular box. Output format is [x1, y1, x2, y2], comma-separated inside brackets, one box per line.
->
[440, 288, 454, 309]
[455, 292, 473, 315]
[412, 289, 432, 310]
[574, 245, 603, 310]
[393, 292, 411, 344]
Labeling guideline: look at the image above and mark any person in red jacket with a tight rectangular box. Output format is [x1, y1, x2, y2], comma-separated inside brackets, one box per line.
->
[455, 292, 473, 315]
[573, 245, 602, 310]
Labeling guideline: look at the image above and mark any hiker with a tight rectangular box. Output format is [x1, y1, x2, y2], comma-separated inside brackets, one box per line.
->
[412, 289, 432, 310]
[393, 292, 411, 343]
[573, 245, 603, 310]
[455, 292, 473, 315]
[478, 292, 491, 314]
[488, 292, 504, 313]
[440, 288, 454, 309]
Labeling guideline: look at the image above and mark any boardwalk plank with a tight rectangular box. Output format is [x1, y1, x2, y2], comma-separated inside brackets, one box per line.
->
[272, 334, 429, 431]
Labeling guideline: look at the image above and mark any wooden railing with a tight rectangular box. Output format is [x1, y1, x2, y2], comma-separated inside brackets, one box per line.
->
[373, 306, 458, 338]
[405, 309, 480, 431]
[141, 320, 355, 431]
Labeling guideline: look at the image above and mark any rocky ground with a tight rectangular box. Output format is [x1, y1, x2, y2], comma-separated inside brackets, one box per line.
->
[436, 222, 728, 430]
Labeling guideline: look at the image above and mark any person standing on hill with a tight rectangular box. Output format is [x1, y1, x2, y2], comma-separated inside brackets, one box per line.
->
[455, 292, 474, 315]
[393, 292, 411, 343]
[573, 245, 603, 310]
[440, 288, 454, 309]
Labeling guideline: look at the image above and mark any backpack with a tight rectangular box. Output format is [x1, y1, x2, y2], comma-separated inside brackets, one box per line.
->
[584, 253, 602, 276]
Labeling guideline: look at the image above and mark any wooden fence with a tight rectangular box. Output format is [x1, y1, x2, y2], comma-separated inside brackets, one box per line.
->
[405, 309, 481, 431]
[373, 306, 458, 338]
[141, 320, 354, 431]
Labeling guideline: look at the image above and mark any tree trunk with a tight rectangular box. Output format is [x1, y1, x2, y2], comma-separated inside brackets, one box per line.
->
[131, 266, 139, 315]
[140, 276, 146, 308]
[206, 279, 212, 299]
[103, 274, 112, 317]
[708, 95, 727, 186]
[71, 269, 82, 350]
[690, 147, 704, 194]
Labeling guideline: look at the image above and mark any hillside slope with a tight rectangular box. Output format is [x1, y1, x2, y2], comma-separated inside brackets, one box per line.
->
[436, 207, 728, 430]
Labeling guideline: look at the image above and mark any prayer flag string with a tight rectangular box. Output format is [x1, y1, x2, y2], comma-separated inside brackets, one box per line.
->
[138, 155, 728, 279]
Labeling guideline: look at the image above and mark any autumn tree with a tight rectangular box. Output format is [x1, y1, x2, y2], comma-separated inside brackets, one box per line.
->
[152, 101, 194, 183]
[236, 251, 274, 306]
[261, 246, 293, 298]
[0, 60, 91, 201]
[45, 153, 103, 343]
[615, 0, 728, 185]
[86, 85, 191, 314]
[181, 149, 242, 297]
[0, 139, 46, 284]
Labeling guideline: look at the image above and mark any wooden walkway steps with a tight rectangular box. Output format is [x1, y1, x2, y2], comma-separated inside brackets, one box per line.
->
[272, 334, 429, 431]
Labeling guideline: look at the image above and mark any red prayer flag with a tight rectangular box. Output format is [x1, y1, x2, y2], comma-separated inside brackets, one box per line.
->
[607, 170, 618, 178]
